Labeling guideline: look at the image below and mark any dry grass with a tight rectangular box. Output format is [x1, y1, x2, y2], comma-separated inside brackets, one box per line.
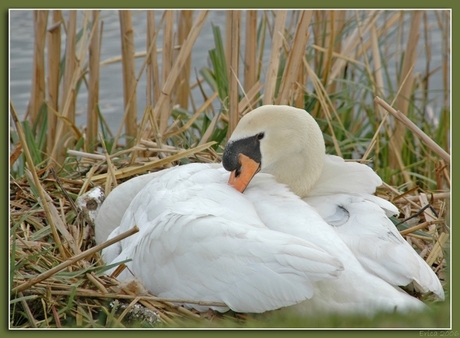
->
[10, 9, 450, 328]
[10, 120, 228, 328]
[9, 132, 450, 328]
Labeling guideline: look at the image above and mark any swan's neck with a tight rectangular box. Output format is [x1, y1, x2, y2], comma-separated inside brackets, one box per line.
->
[262, 150, 324, 198]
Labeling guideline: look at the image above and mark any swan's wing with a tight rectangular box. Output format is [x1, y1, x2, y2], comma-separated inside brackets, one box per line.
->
[95, 164, 223, 243]
[103, 164, 343, 313]
[308, 155, 382, 197]
[305, 193, 444, 300]
[95, 171, 165, 243]
[241, 174, 429, 314]
[113, 210, 343, 313]
[306, 154, 443, 299]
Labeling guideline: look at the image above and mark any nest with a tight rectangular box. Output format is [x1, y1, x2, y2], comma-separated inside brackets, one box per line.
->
[9, 140, 450, 328]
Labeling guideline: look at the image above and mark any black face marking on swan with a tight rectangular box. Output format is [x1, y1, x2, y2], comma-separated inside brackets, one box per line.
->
[222, 134, 263, 173]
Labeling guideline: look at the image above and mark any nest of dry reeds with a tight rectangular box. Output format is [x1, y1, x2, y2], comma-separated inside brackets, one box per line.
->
[10, 137, 450, 328]
[10, 9, 450, 328]
[10, 141, 256, 328]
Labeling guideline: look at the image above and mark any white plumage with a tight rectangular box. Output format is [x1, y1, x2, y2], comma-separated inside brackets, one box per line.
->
[99, 164, 343, 313]
[305, 155, 444, 299]
[95, 104, 443, 316]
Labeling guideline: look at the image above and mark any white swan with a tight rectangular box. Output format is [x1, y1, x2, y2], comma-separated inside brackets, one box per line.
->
[97, 165, 344, 313]
[95, 105, 443, 315]
[223, 105, 444, 301]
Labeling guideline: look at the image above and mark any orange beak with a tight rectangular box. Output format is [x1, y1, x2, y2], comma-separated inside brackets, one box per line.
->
[228, 153, 261, 193]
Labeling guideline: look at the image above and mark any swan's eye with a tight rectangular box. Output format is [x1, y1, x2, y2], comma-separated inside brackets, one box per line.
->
[257, 132, 265, 140]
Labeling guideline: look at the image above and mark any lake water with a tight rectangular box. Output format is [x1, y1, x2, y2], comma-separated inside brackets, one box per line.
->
[9, 10, 449, 133]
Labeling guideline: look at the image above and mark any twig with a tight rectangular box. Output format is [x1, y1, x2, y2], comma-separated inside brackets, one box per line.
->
[50, 166, 79, 213]
[425, 232, 449, 266]
[12, 226, 139, 294]
[22, 288, 228, 309]
[394, 203, 431, 227]
[10, 102, 67, 261]
[18, 292, 38, 328]
[399, 220, 442, 236]
[374, 96, 450, 164]
[88, 141, 216, 182]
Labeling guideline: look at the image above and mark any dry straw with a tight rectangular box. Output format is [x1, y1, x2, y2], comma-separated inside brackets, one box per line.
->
[10, 10, 450, 328]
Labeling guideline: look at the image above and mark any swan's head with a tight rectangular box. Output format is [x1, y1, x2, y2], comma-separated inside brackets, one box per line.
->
[222, 105, 326, 197]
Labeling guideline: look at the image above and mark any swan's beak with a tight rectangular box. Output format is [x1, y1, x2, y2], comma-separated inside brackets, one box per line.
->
[228, 153, 261, 193]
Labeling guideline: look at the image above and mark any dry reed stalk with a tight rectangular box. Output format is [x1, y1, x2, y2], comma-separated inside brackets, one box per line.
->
[119, 10, 138, 147]
[50, 11, 91, 166]
[263, 10, 287, 105]
[100, 51, 155, 66]
[88, 141, 215, 182]
[198, 112, 220, 146]
[310, 44, 366, 69]
[361, 111, 390, 164]
[326, 10, 346, 96]
[421, 12, 431, 110]
[312, 11, 323, 70]
[324, 11, 335, 83]
[59, 10, 77, 133]
[227, 10, 241, 138]
[27, 10, 48, 125]
[162, 11, 174, 86]
[114, 14, 166, 155]
[436, 160, 450, 190]
[146, 11, 161, 106]
[390, 11, 422, 171]
[147, 11, 173, 156]
[441, 11, 450, 110]
[399, 220, 439, 236]
[10, 102, 67, 261]
[276, 10, 312, 105]
[353, 11, 378, 91]
[238, 81, 264, 114]
[304, 59, 343, 157]
[374, 96, 450, 164]
[425, 232, 449, 267]
[101, 136, 118, 195]
[121, 16, 165, 157]
[22, 288, 228, 313]
[137, 106, 164, 153]
[255, 12, 267, 81]
[311, 11, 341, 115]
[40, 183, 81, 255]
[359, 12, 406, 69]
[164, 91, 219, 138]
[46, 11, 61, 157]
[244, 10, 257, 93]
[86, 10, 101, 153]
[12, 226, 139, 295]
[327, 10, 381, 86]
[225, 12, 232, 76]
[293, 63, 305, 108]
[176, 10, 193, 110]
[397, 192, 450, 203]
[313, 11, 336, 87]
[18, 292, 38, 328]
[155, 10, 208, 135]
[370, 23, 386, 146]
[112, 297, 142, 326]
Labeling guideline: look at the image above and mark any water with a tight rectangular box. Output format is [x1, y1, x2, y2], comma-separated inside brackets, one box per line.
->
[9, 10, 449, 134]
[9, 10, 223, 132]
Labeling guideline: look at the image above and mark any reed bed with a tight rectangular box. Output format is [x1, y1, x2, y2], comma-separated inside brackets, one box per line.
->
[10, 9, 450, 328]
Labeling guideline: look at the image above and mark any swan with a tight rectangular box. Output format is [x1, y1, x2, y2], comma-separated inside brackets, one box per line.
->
[223, 105, 444, 301]
[95, 104, 443, 316]
[97, 164, 344, 313]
